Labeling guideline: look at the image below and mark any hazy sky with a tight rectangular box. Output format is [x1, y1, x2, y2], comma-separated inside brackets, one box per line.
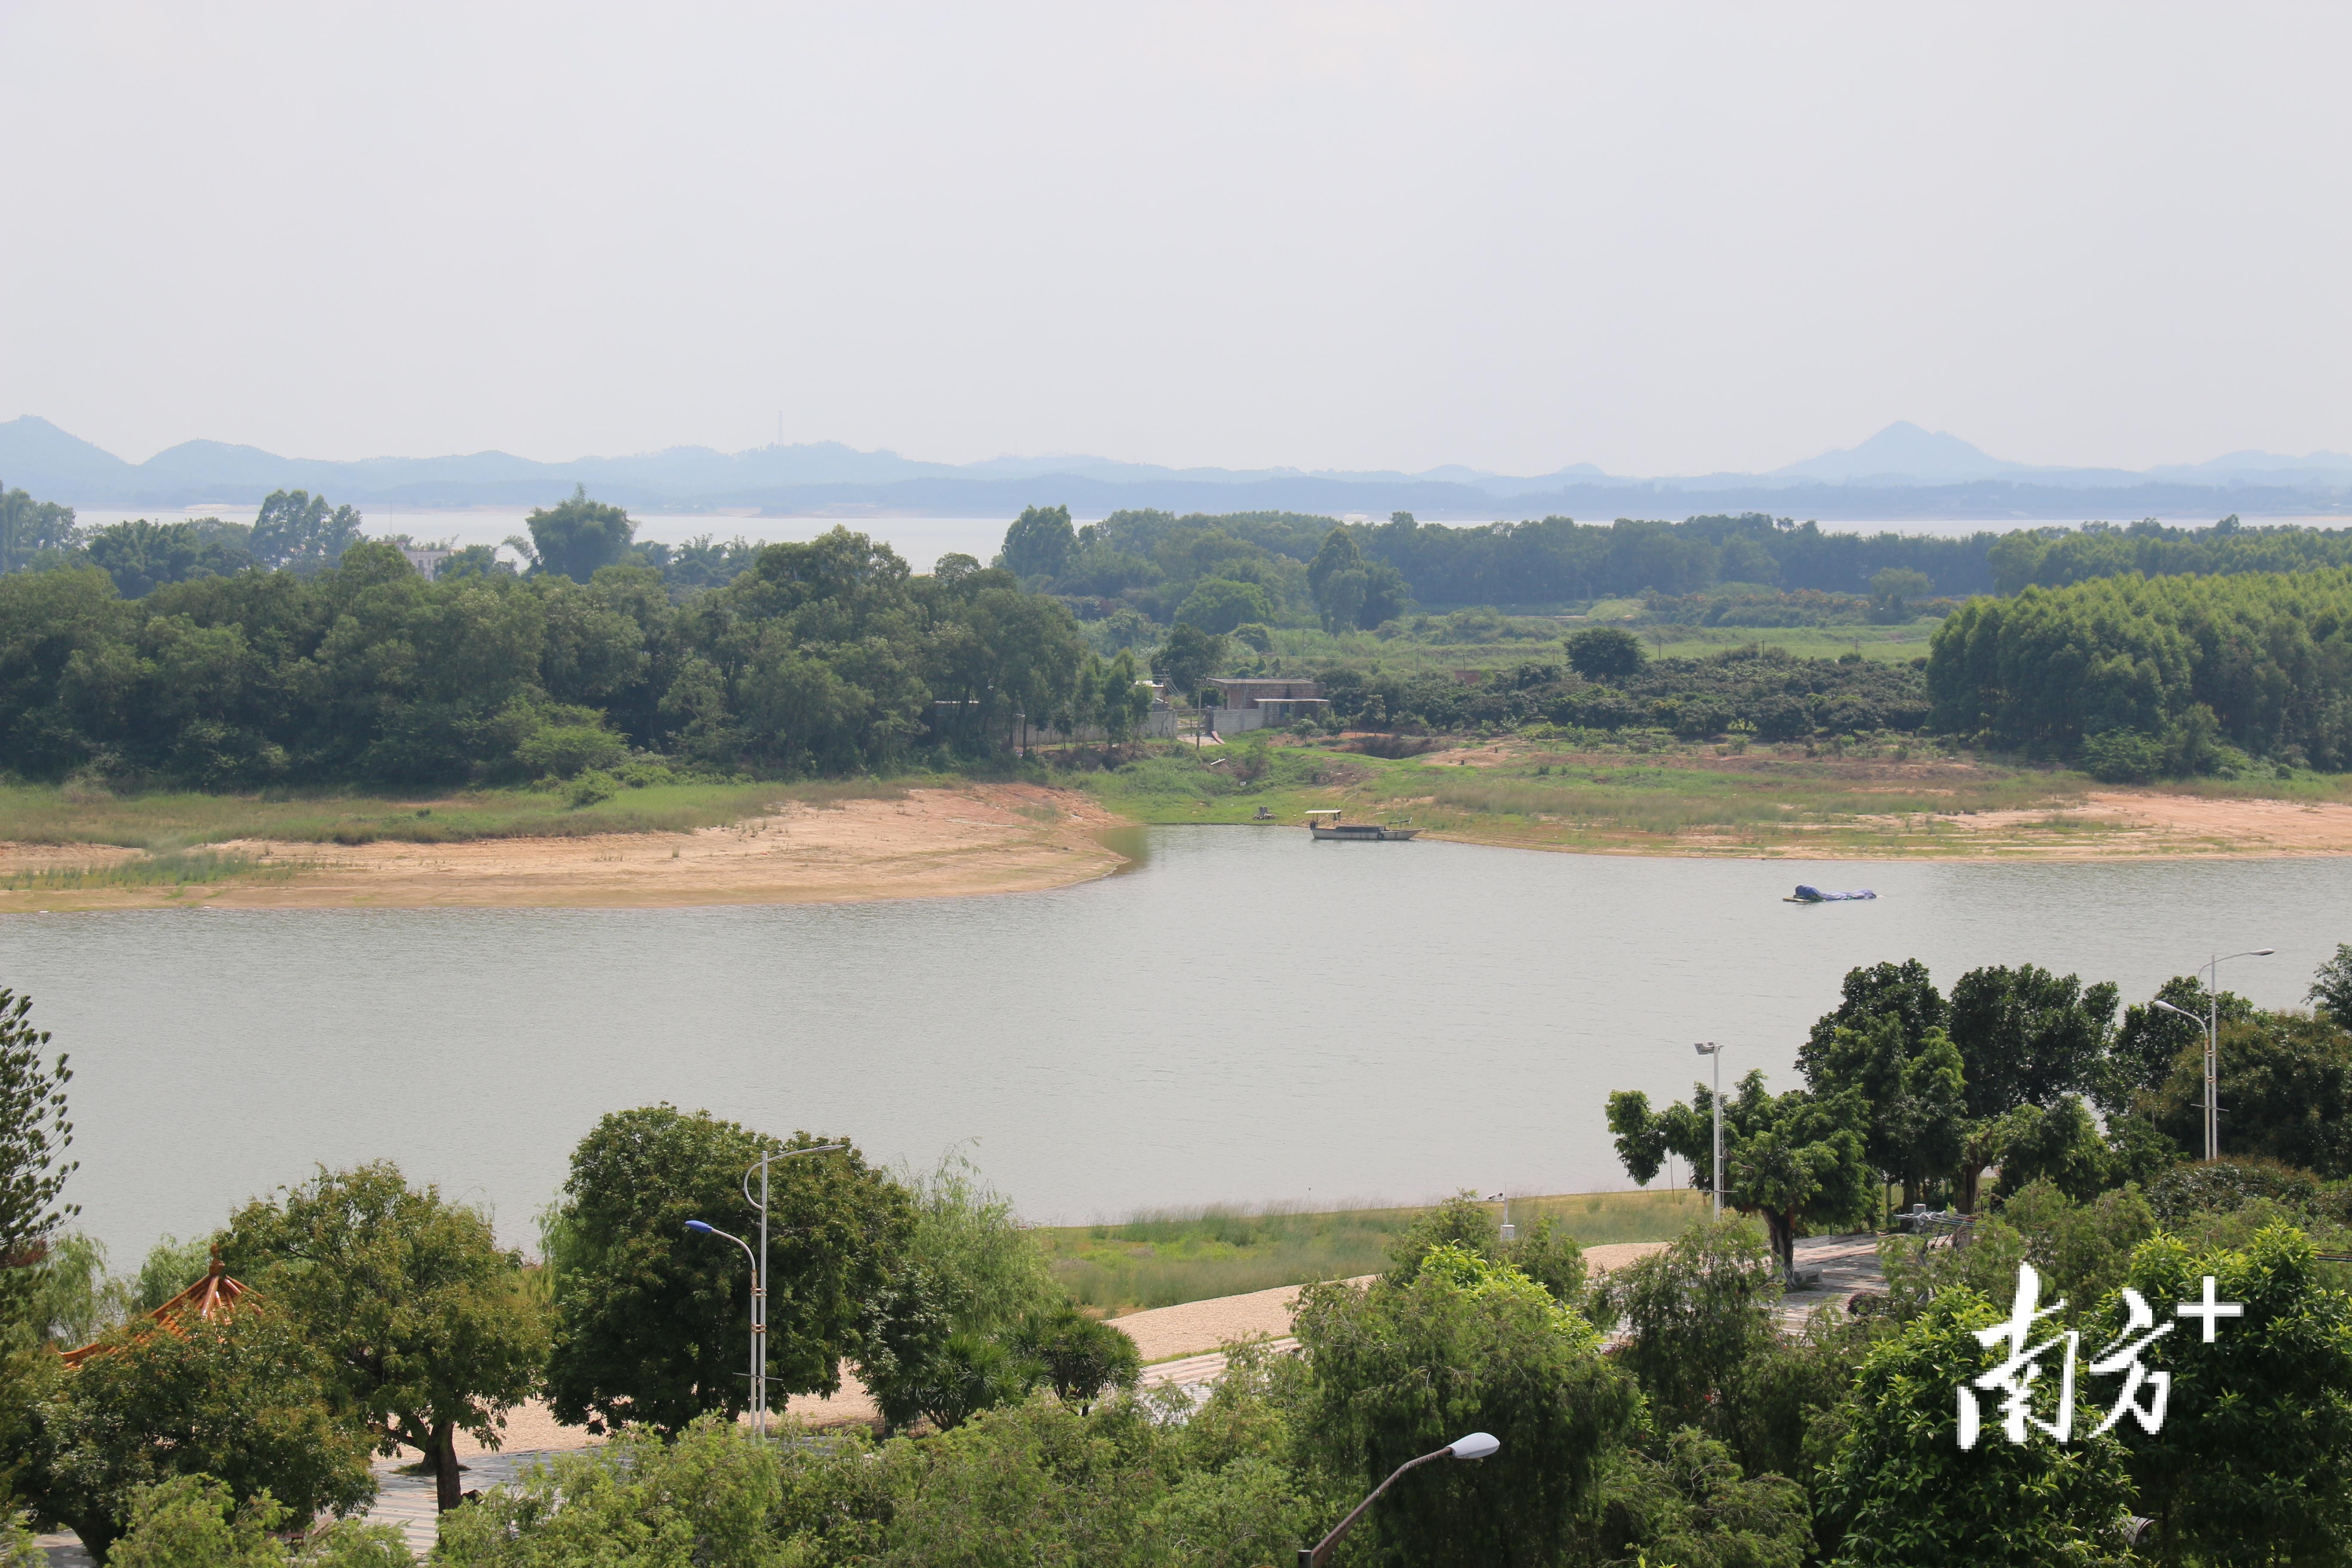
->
[5, 3, 2348, 475]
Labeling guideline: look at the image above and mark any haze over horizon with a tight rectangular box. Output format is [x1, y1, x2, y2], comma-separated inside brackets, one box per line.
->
[5, 4, 2349, 478]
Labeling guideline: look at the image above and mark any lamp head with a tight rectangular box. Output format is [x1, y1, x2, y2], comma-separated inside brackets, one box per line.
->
[683, 1220, 715, 1235]
[2253, 948, 2276, 956]
[1694, 1041, 1719, 1056]
[1448, 1432, 1501, 1461]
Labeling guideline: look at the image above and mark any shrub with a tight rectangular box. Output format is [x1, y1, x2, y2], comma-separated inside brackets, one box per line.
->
[2081, 727, 2165, 783]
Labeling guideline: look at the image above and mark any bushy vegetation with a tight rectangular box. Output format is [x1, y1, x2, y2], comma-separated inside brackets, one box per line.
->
[1928, 566, 2352, 770]
[0, 516, 1148, 788]
[1990, 514, 2352, 594]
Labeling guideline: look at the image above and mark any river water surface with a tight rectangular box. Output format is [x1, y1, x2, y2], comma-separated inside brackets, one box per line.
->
[3, 830, 2348, 1262]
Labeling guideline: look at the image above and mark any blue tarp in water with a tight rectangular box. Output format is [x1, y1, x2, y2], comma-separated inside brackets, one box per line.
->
[1792, 885, 1877, 902]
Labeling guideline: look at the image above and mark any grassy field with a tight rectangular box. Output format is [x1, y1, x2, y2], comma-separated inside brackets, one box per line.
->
[1079, 734, 2352, 856]
[0, 778, 908, 855]
[1034, 1189, 1710, 1314]
[1252, 618, 1940, 677]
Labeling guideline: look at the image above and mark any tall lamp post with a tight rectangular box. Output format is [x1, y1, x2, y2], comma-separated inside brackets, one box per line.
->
[689, 1140, 850, 1439]
[2151, 949, 2272, 1162]
[1298, 1433, 1499, 1567]
[1694, 1041, 1724, 1220]
[738, 1142, 847, 1436]
[681, 1219, 758, 1431]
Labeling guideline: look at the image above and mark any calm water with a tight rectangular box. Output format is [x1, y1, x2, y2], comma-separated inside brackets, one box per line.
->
[3, 830, 2348, 1264]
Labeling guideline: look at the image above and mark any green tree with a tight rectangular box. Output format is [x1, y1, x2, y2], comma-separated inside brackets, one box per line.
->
[2104, 976, 2250, 1117]
[0, 486, 78, 574]
[1806, 1014, 1967, 1210]
[1947, 965, 2119, 1209]
[107, 1475, 286, 1568]
[1007, 1303, 1140, 1411]
[1150, 622, 1226, 704]
[249, 491, 362, 574]
[997, 504, 1076, 581]
[1868, 567, 1933, 621]
[2311, 943, 2352, 1026]
[1813, 1289, 2138, 1567]
[1173, 578, 1274, 635]
[1382, 1191, 1587, 1311]
[1306, 527, 1364, 633]
[1609, 1071, 1876, 1281]
[1599, 1219, 1782, 1457]
[1588, 1427, 1812, 1568]
[524, 487, 635, 582]
[1565, 625, 1648, 681]
[2117, 1225, 2352, 1565]
[545, 1106, 910, 1436]
[1798, 960, 1945, 1086]
[218, 1162, 548, 1514]
[0, 990, 75, 1327]
[1291, 1243, 1638, 1567]
[17, 1305, 375, 1560]
[2149, 1011, 2352, 1175]
[84, 521, 250, 598]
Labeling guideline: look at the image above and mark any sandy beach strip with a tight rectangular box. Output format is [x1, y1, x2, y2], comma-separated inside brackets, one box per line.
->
[0, 784, 1130, 913]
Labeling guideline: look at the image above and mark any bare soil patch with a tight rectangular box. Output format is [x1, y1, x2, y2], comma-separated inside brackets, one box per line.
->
[0, 785, 1127, 913]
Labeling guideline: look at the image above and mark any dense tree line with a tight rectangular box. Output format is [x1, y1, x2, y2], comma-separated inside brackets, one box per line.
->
[1926, 566, 2352, 770]
[1989, 513, 2352, 594]
[1004, 503, 1998, 622]
[0, 524, 1152, 787]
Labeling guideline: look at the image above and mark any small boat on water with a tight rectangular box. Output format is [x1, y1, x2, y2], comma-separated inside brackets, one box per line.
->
[1785, 884, 1877, 903]
[1306, 809, 1420, 842]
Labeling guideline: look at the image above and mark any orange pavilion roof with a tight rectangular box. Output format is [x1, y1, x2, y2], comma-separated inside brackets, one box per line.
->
[61, 1243, 253, 1368]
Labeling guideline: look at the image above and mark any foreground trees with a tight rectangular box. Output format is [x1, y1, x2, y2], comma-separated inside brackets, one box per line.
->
[218, 1164, 547, 1514]
[545, 1106, 909, 1435]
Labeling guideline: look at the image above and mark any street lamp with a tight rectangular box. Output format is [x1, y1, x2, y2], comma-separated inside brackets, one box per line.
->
[737, 1142, 848, 1437]
[2153, 948, 2272, 1162]
[1298, 1433, 1499, 1567]
[1694, 1042, 1724, 1220]
[681, 1219, 758, 1433]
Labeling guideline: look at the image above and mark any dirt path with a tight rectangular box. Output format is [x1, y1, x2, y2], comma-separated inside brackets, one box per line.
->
[0, 785, 1129, 913]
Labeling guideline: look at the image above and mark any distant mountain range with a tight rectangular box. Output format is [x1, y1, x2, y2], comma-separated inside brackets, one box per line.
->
[6, 416, 2349, 523]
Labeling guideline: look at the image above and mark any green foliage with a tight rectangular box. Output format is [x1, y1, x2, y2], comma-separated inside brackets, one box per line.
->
[219, 1161, 548, 1512]
[1589, 1426, 1813, 1568]
[524, 487, 636, 583]
[1291, 1244, 1635, 1566]
[1381, 1191, 1589, 1312]
[545, 1106, 909, 1435]
[1813, 1290, 2138, 1566]
[2105, 975, 2248, 1118]
[0, 521, 1090, 785]
[0, 989, 74, 1328]
[2313, 943, 2352, 1026]
[249, 492, 363, 575]
[15, 1304, 375, 1559]
[2119, 1225, 2352, 1565]
[2079, 726, 2167, 783]
[2144, 1158, 2331, 1228]
[20, 1233, 124, 1349]
[2149, 1013, 2352, 1175]
[107, 1474, 287, 1568]
[1928, 566, 2352, 767]
[1006, 1303, 1140, 1410]
[85, 520, 256, 598]
[1988, 514, 2352, 595]
[131, 1236, 213, 1313]
[1173, 578, 1274, 635]
[1149, 621, 1226, 701]
[1600, 1219, 1783, 1450]
[997, 504, 1075, 581]
[1609, 1071, 1875, 1278]
[1565, 625, 1649, 680]
[1806, 1013, 1967, 1204]
[0, 485, 79, 574]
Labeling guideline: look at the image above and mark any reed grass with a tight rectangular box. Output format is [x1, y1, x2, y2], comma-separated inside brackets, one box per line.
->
[1032, 1188, 1708, 1314]
[0, 848, 299, 891]
[0, 779, 910, 852]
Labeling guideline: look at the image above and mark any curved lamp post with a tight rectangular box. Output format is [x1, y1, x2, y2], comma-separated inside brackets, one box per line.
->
[681, 1219, 759, 1433]
[729, 1142, 849, 1436]
[1298, 1432, 1499, 1567]
[2152, 948, 2272, 1161]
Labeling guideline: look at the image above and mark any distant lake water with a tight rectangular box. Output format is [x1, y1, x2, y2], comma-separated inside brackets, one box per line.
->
[3, 830, 2348, 1265]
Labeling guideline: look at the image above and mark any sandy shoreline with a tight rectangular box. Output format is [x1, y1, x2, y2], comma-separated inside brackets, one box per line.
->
[1430, 787, 2352, 861]
[0, 785, 1130, 914]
